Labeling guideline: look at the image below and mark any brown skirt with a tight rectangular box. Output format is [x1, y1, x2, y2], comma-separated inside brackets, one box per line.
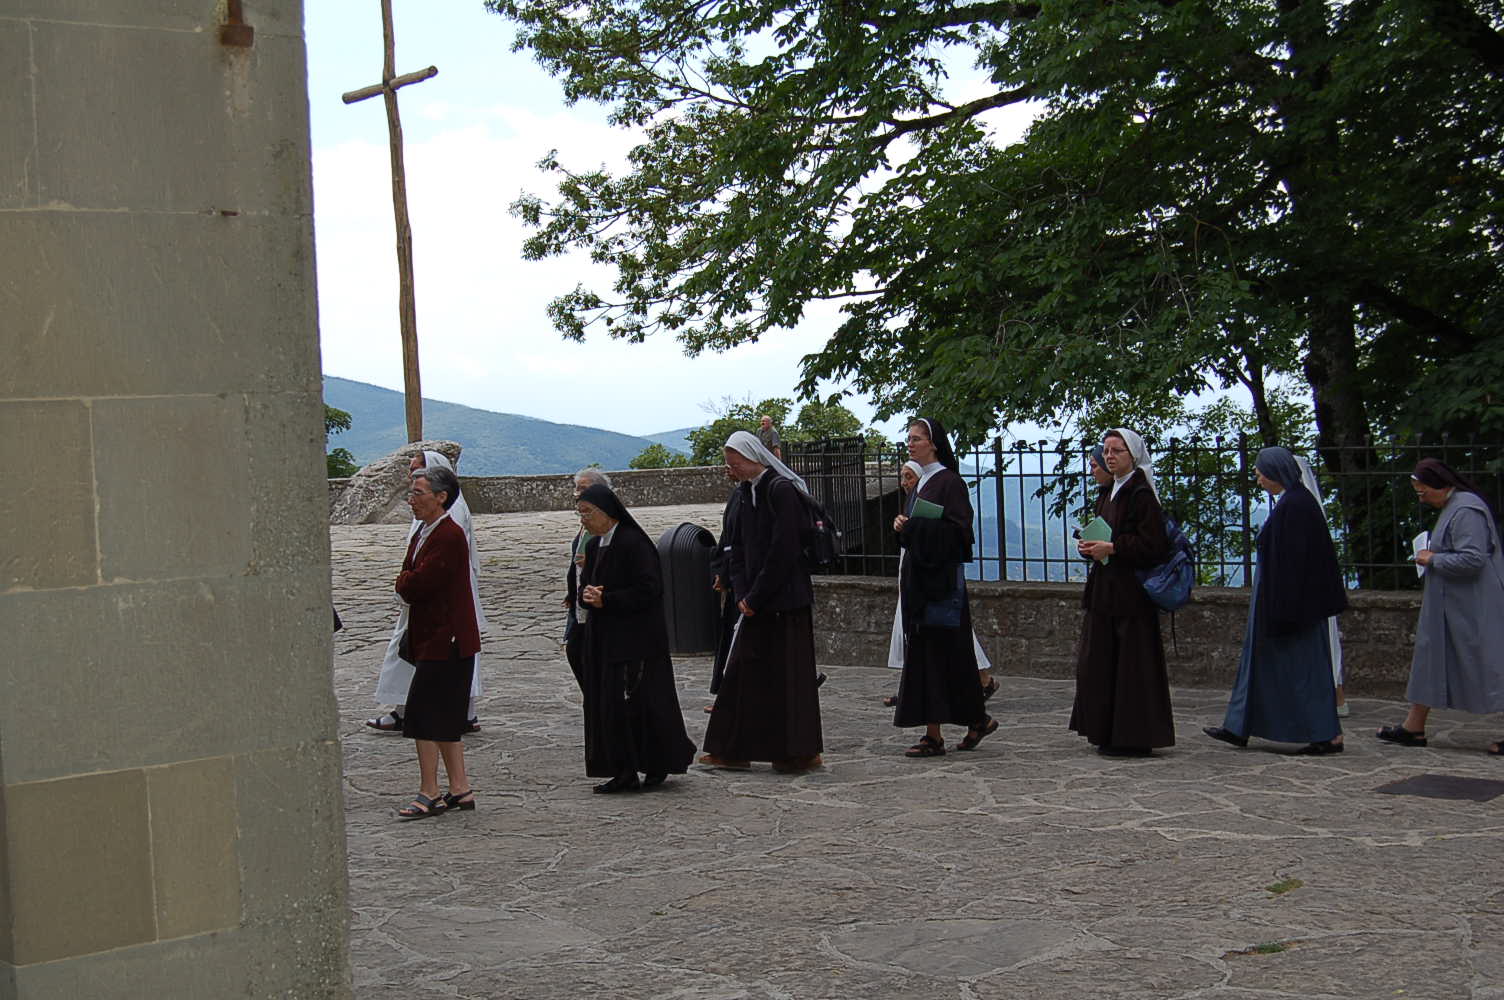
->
[1069, 610, 1175, 749]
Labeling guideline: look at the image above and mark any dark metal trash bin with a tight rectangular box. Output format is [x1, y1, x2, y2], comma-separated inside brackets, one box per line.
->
[657, 522, 720, 654]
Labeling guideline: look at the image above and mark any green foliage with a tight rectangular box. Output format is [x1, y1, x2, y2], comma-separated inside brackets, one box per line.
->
[326, 447, 358, 478]
[628, 442, 693, 469]
[324, 405, 352, 436]
[683, 394, 880, 464]
[489, 0, 1504, 451]
[324, 404, 357, 477]
[1265, 878, 1304, 896]
[686, 397, 795, 465]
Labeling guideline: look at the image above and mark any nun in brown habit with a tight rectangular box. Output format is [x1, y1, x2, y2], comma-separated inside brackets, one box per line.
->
[1070, 427, 1175, 756]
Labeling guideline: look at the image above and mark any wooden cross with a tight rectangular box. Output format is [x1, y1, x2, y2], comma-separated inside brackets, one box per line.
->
[341, 0, 437, 443]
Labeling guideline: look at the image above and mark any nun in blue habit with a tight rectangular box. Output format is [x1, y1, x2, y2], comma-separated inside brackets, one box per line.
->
[1204, 447, 1349, 754]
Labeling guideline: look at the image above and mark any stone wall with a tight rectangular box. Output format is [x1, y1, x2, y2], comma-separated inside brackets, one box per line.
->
[332, 465, 733, 515]
[812, 577, 1421, 698]
[0, 4, 349, 996]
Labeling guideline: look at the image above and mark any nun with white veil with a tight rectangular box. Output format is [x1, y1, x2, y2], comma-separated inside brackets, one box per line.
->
[1296, 456, 1347, 714]
[700, 431, 824, 773]
[883, 459, 996, 708]
[366, 450, 488, 732]
[1069, 428, 1174, 756]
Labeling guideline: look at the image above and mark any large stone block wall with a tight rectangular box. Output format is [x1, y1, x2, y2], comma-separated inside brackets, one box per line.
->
[0, 4, 349, 996]
[812, 577, 1422, 698]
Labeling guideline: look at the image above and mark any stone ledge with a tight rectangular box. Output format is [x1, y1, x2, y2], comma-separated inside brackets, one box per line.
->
[813, 576, 1420, 698]
[330, 466, 732, 516]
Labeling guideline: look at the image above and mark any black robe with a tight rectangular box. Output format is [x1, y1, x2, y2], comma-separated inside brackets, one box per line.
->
[1069, 469, 1176, 750]
[564, 530, 586, 689]
[703, 472, 824, 762]
[893, 467, 986, 728]
[707, 486, 744, 694]
[577, 525, 697, 779]
[1256, 483, 1348, 635]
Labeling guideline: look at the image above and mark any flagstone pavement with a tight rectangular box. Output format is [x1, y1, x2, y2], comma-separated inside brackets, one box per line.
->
[331, 506, 1504, 1000]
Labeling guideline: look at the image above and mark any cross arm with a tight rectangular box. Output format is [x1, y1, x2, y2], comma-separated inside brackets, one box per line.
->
[341, 66, 439, 105]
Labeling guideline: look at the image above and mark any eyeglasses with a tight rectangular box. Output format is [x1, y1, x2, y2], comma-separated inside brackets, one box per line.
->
[408, 488, 432, 498]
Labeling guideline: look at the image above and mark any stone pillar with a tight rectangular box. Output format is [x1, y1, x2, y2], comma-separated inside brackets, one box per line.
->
[0, 3, 349, 996]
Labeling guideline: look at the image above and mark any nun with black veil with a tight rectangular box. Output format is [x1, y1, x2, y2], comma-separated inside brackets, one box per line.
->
[574, 484, 697, 793]
[1203, 446, 1348, 755]
[891, 417, 995, 757]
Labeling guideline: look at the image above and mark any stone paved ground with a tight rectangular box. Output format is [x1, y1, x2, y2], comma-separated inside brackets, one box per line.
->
[332, 506, 1504, 1000]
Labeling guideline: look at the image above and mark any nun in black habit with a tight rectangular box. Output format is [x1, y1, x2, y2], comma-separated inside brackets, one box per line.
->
[706, 466, 744, 705]
[1070, 428, 1175, 756]
[892, 417, 995, 757]
[701, 431, 825, 773]
[1204, 447, 1348, 754]
[574, 484, 697, 793]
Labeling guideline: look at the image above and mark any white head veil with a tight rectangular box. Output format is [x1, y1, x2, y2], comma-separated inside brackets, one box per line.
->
[415, 451, 482, 608]
[1294, 454, 1344, 683]
[1108, 427, 1159, 500]
[724, 430, 810, 495]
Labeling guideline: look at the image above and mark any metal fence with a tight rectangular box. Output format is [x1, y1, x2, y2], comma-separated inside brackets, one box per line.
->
[786, 435, 1503, 590]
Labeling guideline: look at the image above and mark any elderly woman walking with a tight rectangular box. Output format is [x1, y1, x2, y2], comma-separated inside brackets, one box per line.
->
[368, 450, 486, 734]
[1377, 459, 1504, 754]
[1203, 447, 1348, 755]
[574, 484, 697, 792]
[394, 465, 481, 818]
[1070, 428, 1174, 757]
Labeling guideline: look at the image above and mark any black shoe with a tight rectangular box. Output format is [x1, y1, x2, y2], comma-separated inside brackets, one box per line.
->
[815, 672, 827, 688]
[1294, 740, 1344, 756]
[1202, 726, 1248, 748]
[464, 718, 481, 734]
[593, 774, 641, 794]
[1097, 745, 1154, 758]
[1376, 723, 1427, 747]
[641, 772, 667, 788]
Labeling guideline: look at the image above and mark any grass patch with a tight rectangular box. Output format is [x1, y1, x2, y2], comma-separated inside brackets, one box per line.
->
[1224, 940, 1293, 959]
[1265, 878, 1304, 895]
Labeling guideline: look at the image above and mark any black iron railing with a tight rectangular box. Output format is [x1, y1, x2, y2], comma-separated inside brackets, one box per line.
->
[785, 435, 1503, 590]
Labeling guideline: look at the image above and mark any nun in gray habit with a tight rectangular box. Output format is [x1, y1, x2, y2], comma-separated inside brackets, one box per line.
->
[1378, 459, 1504, 754]
[1203, 447, 1348, 755]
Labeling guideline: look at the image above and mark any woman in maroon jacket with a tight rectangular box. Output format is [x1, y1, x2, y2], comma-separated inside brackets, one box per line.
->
[395, 465, 482, 819]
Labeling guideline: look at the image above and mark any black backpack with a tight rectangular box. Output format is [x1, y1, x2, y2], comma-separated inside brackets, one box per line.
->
[768, 476, 842, 571]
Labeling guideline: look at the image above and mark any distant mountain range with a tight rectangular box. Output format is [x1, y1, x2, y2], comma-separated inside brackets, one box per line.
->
[323, 376, 691, 475]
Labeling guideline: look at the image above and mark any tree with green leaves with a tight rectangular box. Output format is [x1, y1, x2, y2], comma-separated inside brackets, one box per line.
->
[493, 0, 1501, 449]
[325, 404, 358, 478]
[628, 442, 694, 468]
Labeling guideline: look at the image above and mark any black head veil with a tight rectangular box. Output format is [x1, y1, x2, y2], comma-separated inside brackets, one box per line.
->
[914, 416, 958, 472]
[577, 484, 651, 546]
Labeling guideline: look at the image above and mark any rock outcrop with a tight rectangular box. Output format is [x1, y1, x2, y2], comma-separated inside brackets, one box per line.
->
[329, 440, 463, 525]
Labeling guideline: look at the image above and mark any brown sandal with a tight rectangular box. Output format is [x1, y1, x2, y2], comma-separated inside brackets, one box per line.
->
[905, 735, 945, 758]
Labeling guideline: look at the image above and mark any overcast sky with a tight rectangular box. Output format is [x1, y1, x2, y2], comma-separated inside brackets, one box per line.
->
[304, 2, 1035, 439]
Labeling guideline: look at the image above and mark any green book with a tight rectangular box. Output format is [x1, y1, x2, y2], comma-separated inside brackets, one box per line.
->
[1080, 515, 1113, 564]
[910, 498, 945, 519]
